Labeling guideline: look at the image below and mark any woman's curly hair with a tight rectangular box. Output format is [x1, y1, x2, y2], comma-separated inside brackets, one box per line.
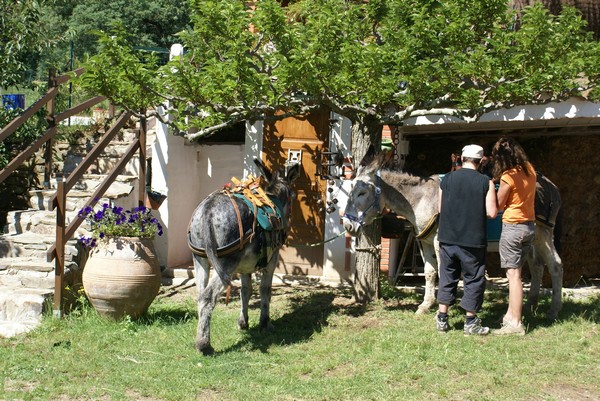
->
[491, 137, 531, 180]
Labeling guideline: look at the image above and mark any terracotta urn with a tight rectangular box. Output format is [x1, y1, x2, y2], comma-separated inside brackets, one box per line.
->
[82, 237, 161, 320]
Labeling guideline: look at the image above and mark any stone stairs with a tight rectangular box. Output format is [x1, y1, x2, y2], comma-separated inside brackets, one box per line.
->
[0, 126, 151, 338]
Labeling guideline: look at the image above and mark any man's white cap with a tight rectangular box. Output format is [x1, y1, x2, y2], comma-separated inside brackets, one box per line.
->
[461, 144, 484, 159]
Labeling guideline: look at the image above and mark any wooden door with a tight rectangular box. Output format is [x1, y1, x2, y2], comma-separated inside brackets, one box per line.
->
[263, 110, 330, 275]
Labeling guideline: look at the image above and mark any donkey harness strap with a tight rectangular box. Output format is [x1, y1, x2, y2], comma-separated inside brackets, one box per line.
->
[225, 191, 246, 251]
[187, 175, 283, 258]
[415, 213, 439, 240]
[186, 189, 255, 258]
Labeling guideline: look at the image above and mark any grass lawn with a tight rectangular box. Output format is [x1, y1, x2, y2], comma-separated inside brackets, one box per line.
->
[1, 279, 598, 401]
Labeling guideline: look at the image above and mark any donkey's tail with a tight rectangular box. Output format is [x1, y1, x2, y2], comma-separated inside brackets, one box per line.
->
[535, 172, 562, 255]
[535, 172, 561, 228]
[205, 223, 231, 284]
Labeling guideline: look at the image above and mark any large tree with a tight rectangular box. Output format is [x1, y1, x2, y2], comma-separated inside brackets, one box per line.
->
[30, 0, 192, 81]
[79, 0, 600, 303]
[0, 0, 61, 89]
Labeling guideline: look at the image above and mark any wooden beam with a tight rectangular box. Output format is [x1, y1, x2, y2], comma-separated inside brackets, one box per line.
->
[0, 126, 57, 184]
[0, 87, 58, 142]
[54, 95, 107, 124]
[47, 138, 141, 262]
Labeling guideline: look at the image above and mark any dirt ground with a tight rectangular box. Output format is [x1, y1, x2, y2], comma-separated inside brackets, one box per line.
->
[157, 274, 350, 306]
[157, 273, 600, 308]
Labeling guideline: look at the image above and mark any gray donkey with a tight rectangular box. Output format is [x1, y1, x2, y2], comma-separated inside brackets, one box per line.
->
[343, 148, 563, 321]
[187, 158, 300, 355]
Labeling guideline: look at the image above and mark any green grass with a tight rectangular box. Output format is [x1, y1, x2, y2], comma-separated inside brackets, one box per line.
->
[1, 284, 599, 401]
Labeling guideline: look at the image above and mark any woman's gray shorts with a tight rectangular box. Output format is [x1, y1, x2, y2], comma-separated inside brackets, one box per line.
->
[499, 222, 535, 269]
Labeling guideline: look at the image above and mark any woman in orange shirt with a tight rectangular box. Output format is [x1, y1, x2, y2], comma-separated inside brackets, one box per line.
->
[491, 137, 536, 335]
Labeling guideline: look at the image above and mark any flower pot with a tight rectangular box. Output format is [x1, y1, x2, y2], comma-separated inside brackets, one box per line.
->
[82, 237, 161, 320]
[145, 190, 167, 210]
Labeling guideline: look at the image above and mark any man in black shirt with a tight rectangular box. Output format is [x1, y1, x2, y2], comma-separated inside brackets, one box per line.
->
[436, 144, 498, 335]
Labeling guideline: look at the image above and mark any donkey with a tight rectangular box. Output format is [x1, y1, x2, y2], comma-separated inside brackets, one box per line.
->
[343, 150, 564, 320]
[187, 159, 300, 355]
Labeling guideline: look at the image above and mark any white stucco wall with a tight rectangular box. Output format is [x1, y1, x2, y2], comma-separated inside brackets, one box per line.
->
[243, 120, 263, 178]
[322, 113, 354, 284]
[148, 44, 247, 269]
[150, 111, 245, 268]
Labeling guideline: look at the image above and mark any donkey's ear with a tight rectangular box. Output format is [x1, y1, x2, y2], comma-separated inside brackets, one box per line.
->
[254, 158, 273, 182]
[285, 163, 301, 183]
[358, 145, 377, 168]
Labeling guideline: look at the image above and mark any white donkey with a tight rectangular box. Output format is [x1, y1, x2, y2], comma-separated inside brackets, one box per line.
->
[343, 149, 564, 320]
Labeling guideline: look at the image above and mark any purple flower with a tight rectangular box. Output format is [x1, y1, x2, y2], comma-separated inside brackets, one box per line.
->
[77, 203, 163, 248]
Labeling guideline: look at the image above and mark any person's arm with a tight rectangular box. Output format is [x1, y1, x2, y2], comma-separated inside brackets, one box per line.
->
[485, 180, 498, 219]
[438, 187, 443, 213]
[496, 180, 510, 212]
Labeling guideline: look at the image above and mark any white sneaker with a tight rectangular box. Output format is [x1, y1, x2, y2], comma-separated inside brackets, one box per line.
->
[492, 322, 526, 336]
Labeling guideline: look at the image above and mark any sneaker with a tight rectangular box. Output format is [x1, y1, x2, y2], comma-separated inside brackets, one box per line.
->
[492, 322, 526, 336]
[463, 317, 490, 336]
[436, 313, 449, 333]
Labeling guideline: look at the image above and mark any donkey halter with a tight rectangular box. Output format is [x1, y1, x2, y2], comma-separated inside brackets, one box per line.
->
[343, 170, 382, 226]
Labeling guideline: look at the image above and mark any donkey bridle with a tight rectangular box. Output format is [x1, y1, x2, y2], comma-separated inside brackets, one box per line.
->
[343, 170, 382, 227]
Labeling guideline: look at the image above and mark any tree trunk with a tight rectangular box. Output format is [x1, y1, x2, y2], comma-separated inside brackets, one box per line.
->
[350, 115, 382, 304]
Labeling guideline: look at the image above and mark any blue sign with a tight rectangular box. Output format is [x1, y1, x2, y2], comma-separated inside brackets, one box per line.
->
[2, 94, 26, 110]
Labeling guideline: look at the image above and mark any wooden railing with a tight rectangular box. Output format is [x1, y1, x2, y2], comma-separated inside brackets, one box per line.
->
[0, 68, 148, 316]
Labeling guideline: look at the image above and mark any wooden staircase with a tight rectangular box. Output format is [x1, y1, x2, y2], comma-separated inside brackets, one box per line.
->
[0, 126, 150, 337]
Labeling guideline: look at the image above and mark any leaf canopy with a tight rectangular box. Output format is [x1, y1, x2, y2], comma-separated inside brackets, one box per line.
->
[79, 0, 600, 140]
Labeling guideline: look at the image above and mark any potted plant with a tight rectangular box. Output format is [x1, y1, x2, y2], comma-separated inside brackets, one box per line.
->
[78, 203, 164, 320]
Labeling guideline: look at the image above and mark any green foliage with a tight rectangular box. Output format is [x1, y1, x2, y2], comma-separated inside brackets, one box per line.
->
[78, 29, 163, 113]
[78, 0, 600, 138]
[0, 0, 58, 89]
[67, 0, 190, 55]
[2, 0, 191, 86]
[77, 203, 164, 248]
[0, 107, 47, 169]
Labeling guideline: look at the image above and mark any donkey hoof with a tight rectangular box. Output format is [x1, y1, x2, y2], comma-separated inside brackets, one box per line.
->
[237, 318, 249, 331]
[415, 305, 430, 315]
[196, 340, 214, 356]
[260, 320, 275, 332]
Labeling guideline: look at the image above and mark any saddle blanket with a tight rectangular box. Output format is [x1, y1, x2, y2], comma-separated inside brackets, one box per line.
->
[234, 193, 284, 232]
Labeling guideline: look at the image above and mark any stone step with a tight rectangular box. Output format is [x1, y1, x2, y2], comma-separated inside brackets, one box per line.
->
[162, 266, 195, 279]
[5, 209, 90, 236]
[5, 173, 138, 237]
[59, 130, 156, 178]
[29, 174, 137, 212]
[161, 267, 195, 286]
[0, 287, 53, 338]
[0, 257, 67, 289]
[0, 125, 153, 338]
[0, 231, 82, 259]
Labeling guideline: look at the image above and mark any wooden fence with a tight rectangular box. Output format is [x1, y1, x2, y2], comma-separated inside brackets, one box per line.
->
[0, 68, 148, 316]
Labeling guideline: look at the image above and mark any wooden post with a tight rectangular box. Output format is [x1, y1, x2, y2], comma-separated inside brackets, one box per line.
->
[44, 69, 57, 189]
[53, 178, 66, 317]
[138, 115, 147, 207]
